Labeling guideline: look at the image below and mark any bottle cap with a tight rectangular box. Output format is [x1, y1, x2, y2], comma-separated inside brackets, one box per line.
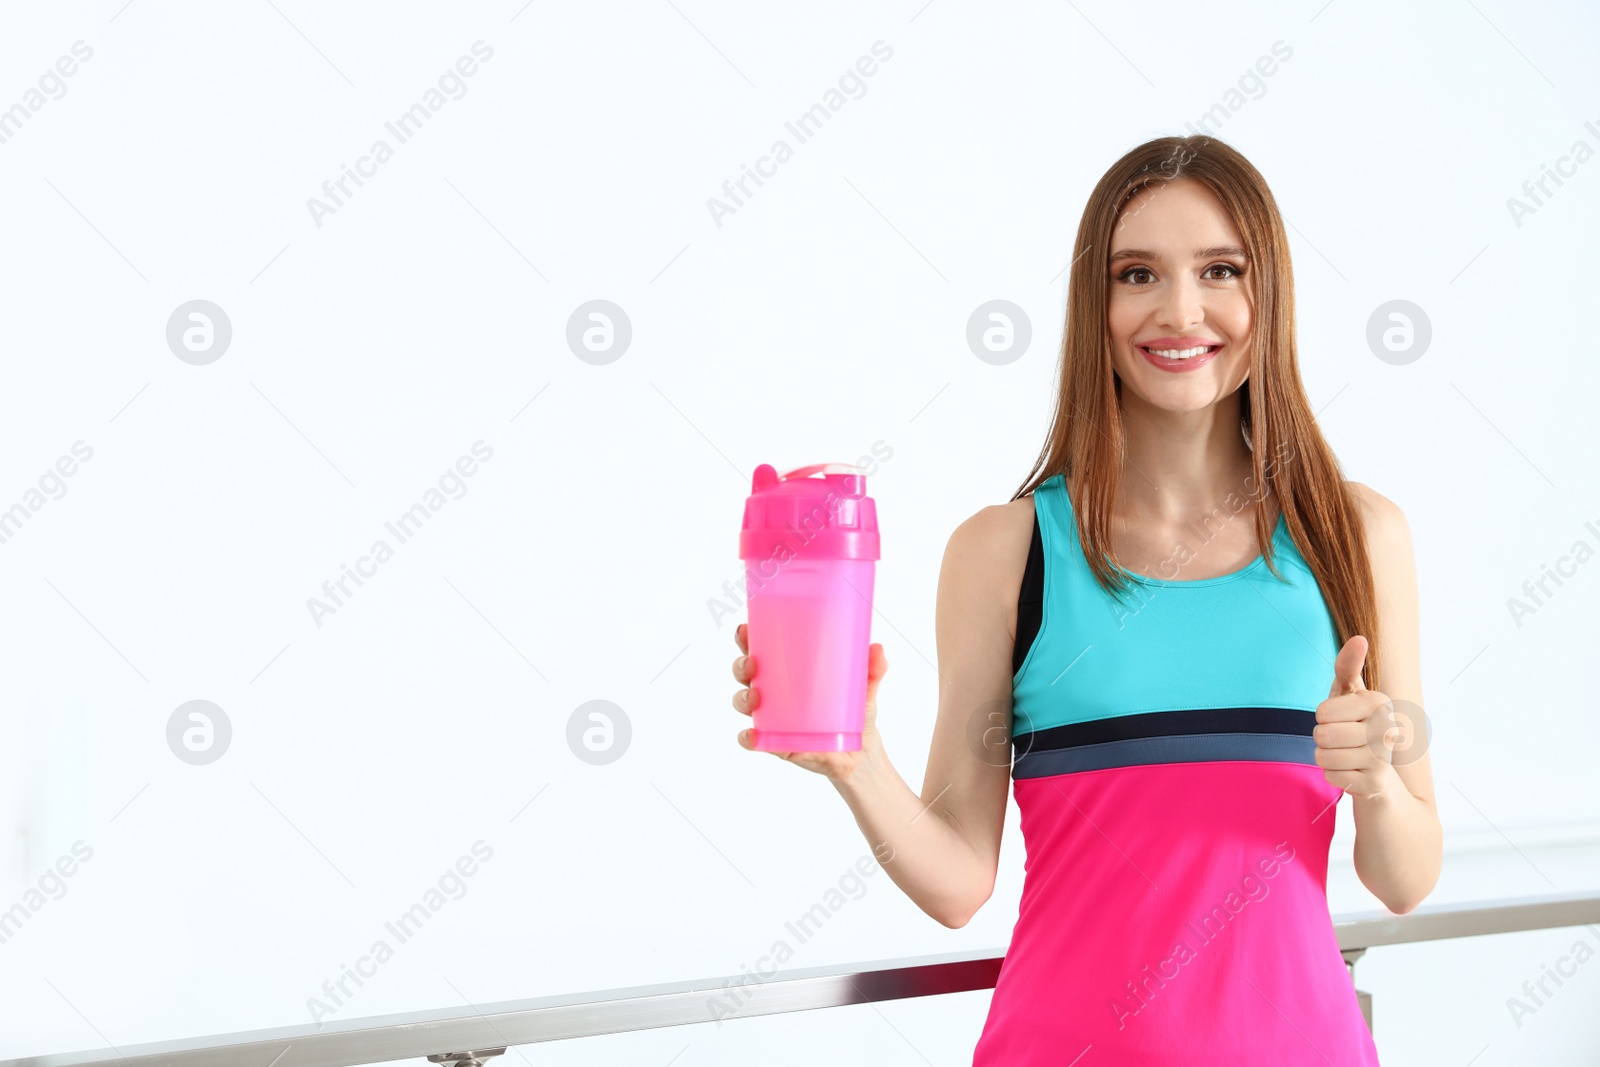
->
[738, 462, 880, 561]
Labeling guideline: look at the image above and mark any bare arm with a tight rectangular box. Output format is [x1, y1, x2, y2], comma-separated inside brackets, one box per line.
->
[730, 499, 1029, 928]
[1345, 482, 1442, 913]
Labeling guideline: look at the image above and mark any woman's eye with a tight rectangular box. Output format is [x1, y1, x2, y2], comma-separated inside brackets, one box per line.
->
[1116, 263, 1243, 286]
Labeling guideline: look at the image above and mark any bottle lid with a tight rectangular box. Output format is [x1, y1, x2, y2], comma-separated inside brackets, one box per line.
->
[739, 462, 880, 561]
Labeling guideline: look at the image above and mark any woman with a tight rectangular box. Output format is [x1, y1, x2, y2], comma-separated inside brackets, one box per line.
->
[730, 135, 1440, 1063]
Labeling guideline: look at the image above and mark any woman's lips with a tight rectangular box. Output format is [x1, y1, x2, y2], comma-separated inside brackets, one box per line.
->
[1139, 344, 1220, 372]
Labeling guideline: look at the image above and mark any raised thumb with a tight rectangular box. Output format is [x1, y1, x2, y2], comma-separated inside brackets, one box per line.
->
[1330, 634, 1369, 697]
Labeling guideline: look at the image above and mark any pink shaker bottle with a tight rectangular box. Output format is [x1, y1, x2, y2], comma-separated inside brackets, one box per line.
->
[738, 463, 881, 752]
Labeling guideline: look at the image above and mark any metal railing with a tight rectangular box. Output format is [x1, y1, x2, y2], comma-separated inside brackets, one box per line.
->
[5, 890, 1597, 1067]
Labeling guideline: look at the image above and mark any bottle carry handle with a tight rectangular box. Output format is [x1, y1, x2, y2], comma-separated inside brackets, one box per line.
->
[778, 462, 866, 481]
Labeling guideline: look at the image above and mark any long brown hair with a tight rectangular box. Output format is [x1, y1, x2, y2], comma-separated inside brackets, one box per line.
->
[1012, 135, 1382, 692]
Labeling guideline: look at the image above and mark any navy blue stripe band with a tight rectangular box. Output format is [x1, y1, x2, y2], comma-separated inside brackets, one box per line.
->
[1012, 732, 1318, 779]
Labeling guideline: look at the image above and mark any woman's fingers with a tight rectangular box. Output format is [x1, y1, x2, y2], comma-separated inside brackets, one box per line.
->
[733, 623, 757, 729]
[732, 626, 756, 684]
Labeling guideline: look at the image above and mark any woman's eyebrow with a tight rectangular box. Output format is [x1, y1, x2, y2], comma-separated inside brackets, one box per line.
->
[1108, 245, 1250, 265]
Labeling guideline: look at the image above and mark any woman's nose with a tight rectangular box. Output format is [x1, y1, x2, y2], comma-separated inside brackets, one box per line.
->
[1159, 275, 1205, 329]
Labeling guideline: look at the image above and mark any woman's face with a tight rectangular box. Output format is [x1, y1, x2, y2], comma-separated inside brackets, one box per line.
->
[1106, 177, 1254, 414]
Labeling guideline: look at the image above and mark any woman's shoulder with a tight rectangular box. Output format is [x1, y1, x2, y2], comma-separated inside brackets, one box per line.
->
[1344, 480, 1413, 570]
[1345, 481, 1407, 536]
[936, 491, 1032, 589]
[946, 492, 1035, 561]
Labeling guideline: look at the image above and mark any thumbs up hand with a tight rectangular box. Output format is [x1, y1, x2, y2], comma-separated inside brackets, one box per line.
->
[1313, 635, 1398, 800]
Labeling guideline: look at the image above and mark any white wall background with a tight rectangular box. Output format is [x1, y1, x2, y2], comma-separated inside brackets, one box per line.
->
[1, 0, 1598, 1064]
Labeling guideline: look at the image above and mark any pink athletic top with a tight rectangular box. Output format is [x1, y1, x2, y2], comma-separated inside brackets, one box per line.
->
[971, 474, 1381, 1064]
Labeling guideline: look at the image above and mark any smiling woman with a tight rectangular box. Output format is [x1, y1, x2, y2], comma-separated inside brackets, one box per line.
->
[968, 137, 1440, 1063]
[733, 133, 1441, 1067]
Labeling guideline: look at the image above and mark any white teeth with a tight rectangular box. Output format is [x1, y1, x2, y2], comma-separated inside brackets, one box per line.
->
[1145, 345, 1214, 360]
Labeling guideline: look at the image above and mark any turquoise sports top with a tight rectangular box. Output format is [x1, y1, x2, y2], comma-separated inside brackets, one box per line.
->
[972, 472, 1379, 1064]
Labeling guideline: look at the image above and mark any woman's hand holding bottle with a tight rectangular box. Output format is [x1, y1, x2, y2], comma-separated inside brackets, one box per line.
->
[731, 621, 888, 784]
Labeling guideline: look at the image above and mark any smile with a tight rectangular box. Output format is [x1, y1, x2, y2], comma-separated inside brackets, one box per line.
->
[1137, 343, 1222, 373]
[1139, 344, 1219, 360]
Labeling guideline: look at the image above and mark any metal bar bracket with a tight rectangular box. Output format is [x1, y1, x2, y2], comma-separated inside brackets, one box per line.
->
[426, 1050, 506, 1067]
